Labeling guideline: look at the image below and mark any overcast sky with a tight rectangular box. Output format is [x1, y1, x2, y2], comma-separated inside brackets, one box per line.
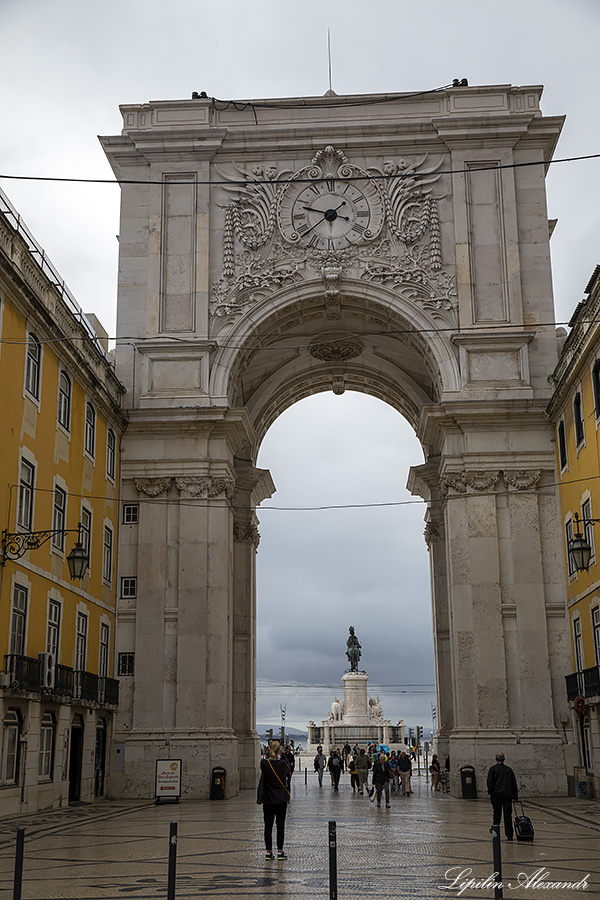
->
[2, 0, 599, 731]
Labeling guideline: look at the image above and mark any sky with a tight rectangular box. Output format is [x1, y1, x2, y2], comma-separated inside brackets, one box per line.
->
[2, 0, 599, 731]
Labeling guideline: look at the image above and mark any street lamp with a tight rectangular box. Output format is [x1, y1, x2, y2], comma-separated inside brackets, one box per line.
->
[567, 513, 600, 572]
[1, 522, 89, 580]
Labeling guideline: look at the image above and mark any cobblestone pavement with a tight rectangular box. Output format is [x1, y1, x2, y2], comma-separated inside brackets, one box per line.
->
[0, 768, 599, 899]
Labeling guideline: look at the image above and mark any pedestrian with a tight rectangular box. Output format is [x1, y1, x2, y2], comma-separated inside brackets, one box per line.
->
[328, 749, 342, 792]
[388, 751, 399, 793]
[260, 740, 290, 860]
[284, 745, 295, 792]
[430, 753, 441, 791]
[314, 746, 326, 786]
[348, 755, 360, 792]
[487, 751, 518, 841]
[356, 747, 371, 795]
[372, 752, 391, 808]
[398, 750, 412, 795]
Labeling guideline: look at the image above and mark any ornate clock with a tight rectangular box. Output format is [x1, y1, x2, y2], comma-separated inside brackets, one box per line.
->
[277, 147, 385, 250]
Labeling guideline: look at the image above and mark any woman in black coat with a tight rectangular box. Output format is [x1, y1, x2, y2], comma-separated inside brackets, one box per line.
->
[260, 741, 290, 860]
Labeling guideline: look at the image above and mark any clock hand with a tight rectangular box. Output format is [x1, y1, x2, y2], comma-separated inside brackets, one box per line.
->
[302, 205, 326, 214]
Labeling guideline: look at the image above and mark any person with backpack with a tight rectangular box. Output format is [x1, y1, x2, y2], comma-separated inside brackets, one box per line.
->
[260, 740, 290, 860]
[328, 749, 342, 792]
[313, 746, 326, 787]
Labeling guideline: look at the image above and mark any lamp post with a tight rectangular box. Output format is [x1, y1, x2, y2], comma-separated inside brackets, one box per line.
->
[1, 523, 89, 580]
[567, 513, 600, 573]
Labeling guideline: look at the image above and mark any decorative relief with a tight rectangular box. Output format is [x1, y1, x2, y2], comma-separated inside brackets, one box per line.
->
[135, 477, 171, 497]
[211, 147, 457, 330]
[503, 470, 540, 491]
[309, 339, 363, 362]
[233, 522, 261, 547]
[175, 477, 236, 503]
[441, 473, 468, 495]
[463, 470, 500, 491]
[424, 522, 443, 547]
[332, 376, 345, 395]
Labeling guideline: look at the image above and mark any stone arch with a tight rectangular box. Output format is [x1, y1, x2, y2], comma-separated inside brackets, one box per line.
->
[210, 278, 461, 452]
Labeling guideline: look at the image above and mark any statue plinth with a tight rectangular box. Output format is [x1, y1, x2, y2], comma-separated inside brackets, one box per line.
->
[341, 671, 371, 724]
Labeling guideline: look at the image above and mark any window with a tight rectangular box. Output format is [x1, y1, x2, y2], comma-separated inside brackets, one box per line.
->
[593, 606, 600, 667]
[52, 486, 67, 551]
[84, 403, 96, 457]
[118, 653, 135, 676]
[1, 710, 20, 785]
[582, 498, 596, 564]
[594, 361, 600, 419]
[103, 527, 113, 583]
[18, 459, 35, 529]
[574, 617, 584, 673]
[123, 504, 139, 524]
[80, 507, 92, 560]
[106, 429, 116, 480]
[566, 519, 577, 577]
[120, 577, 137, 599]
[46, 600, 61, 660]
[558, 421, 568, 470]
[99, 624, 109, 678]
[574, 392, 585, 446]
[25, 333, 41, 399]
[38, 713, 55, 780]
[57, 371, 71, 430]
[75, 611, 88, 671]
[10, 585, 28, 656]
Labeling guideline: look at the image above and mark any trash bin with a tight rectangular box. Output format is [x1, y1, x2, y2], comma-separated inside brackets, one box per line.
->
[460, 765, 477, 799]
[211, 766, 226, 800]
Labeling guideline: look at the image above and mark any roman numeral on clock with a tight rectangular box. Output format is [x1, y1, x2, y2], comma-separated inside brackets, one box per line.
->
[352, 223, 366, 234]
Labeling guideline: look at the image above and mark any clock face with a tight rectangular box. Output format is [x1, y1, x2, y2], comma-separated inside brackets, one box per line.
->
[278, 179, 383, 250]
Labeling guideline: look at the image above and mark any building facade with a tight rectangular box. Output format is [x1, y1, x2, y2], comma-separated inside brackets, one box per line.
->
[101, 83, 572, 798]
[0, 188, 126, 814]
[548, 264, 600, 799]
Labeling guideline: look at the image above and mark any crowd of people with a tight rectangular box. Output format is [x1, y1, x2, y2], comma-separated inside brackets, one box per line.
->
[311, 742, 419, 806]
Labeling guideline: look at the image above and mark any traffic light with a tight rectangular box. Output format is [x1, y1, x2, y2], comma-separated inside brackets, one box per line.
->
[416, 725, 423, 745]
[408, 727, 414, 744]
[266, 728, 273, 741]
[279, 725, 285, 745]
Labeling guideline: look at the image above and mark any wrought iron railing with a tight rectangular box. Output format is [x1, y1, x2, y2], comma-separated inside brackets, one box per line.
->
[55, 664, 74, 697]
[4, 654, 41, 692]
[566, 666, 600, 700]
[75, 670, 99, 702]
[100, 677, 119, 705]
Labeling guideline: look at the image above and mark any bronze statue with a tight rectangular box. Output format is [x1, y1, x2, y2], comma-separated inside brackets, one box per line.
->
[346, 626, 362, 671]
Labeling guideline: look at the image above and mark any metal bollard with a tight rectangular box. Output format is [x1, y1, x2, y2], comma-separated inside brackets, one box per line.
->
[13, 828, 25, 900]
[328, 820, 338, 900]
[490, 824, 503, 900]
[167, 821, 178, 900]
[305, 767, 307, 785]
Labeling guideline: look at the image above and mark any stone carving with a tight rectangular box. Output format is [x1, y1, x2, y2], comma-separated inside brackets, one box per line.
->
[463, 470, 500, 491]
[233, 521, 260, 547]
[441, 473, 468, 495]
[424, 521, 443, 547]
[135, 477, 171, 497]
[503, 470, 541, 491]
[309, 339, 363, 362]
[212, 147, 456, 329]
[346, 626, 362, 671]
[332, 376, 345, 395]
[369, 696, 383, 720]
[331, 697, 344, 721]
[175, 477, 235, 503]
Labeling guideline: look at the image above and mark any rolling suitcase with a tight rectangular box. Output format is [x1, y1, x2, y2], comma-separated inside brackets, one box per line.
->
[513, 801, 534, 842]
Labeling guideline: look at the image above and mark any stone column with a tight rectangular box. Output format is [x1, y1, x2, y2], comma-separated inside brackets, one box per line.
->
[341, 672, 370, 724]
[232, 462, 274, 789]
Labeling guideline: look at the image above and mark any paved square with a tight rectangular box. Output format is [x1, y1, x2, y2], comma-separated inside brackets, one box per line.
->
[0, 768, 598, 899]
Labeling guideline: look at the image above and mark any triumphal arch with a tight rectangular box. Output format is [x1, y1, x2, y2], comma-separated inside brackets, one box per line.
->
[102, 83, 570, 797]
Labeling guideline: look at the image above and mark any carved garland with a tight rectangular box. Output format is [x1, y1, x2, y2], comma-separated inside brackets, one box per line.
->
[175, 477, 236, 503]
[135, 477, 171, 497]
[233, 522, 261, 547]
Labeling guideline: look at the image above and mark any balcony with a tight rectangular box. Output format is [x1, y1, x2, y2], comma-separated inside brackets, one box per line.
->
[3, 655, 119, 706]
[566, 666, 600, 701]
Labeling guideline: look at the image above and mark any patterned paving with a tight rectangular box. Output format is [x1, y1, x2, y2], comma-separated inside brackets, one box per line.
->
[0, 769, 598, 898]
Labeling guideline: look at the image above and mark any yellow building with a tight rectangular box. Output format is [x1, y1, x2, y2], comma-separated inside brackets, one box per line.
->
[0, 188, 126, 813]
[548, 263, 600, 799]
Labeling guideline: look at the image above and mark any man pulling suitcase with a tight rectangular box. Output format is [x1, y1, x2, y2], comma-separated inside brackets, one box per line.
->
[487, 752, 518, 841]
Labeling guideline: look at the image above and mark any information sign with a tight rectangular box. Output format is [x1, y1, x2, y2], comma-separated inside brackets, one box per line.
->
[155, 758, 182, 801]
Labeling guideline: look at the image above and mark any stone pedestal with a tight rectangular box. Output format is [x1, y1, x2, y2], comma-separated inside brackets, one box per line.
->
[341, 673, 370, 724]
